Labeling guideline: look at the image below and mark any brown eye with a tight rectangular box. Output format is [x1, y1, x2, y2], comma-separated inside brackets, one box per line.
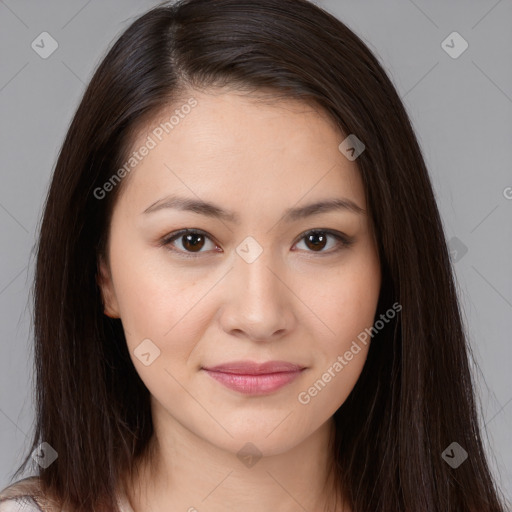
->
[294, 229, 353, 255]
[161, 228, 353, 259]
[304, 231, 328, 251]
[162, 229, 218, 256]
[181, 232, 206, 252]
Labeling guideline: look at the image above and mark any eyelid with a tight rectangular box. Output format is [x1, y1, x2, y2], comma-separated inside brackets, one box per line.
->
[160, 228, 354, 258]
[159, 228, 220, 258]
[293, 228, 352, 246]
[291, 228, 354, 255]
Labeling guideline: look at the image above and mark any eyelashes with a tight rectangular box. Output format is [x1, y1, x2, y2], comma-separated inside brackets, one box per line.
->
[159, 228, 354, 259]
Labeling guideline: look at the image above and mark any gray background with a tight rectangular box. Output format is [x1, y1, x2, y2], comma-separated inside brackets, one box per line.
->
[1, 0, 511, 502]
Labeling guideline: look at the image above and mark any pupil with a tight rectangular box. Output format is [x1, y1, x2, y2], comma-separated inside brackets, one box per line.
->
[183, 233, 204, 252]
[306, 232, 327, 251]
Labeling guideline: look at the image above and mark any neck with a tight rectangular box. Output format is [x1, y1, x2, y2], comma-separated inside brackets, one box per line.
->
[123, 415, 347, 512]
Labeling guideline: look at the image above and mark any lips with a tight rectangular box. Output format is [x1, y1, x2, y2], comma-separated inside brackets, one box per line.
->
[203, 360, 305, 375]
[202, 360, 306, 395]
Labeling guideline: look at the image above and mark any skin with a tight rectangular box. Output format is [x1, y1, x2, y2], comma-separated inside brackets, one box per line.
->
[97, 88, 381, 512]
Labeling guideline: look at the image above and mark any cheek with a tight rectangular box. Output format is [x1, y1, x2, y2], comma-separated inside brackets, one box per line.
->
[295, 246, 380, 405]
[296, 263, 379, 416]
[296, 346, 369, 427]
[114, 270, 207, 404]
[108, 244, 210, 365]
[296, 250, 381, 345]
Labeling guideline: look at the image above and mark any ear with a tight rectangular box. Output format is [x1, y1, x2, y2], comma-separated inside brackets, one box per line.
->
[96, 255, 120, 319]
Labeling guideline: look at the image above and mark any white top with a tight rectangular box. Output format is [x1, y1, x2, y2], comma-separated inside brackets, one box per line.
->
[0, 478, 136, 512]
[0, 494, 134, 512]
[116, 485, 136, 512]
[0, 497, 43, 511]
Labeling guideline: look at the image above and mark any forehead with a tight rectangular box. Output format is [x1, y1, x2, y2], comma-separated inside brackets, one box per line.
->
[118, 89, 366, 215]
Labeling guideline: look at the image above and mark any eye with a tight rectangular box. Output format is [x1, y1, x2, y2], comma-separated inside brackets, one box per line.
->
[160, 229, 219, 257]
[160, 228, 353, 258]
[292, 229, 353, 255]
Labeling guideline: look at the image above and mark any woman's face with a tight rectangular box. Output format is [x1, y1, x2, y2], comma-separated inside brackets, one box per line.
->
[98, 89, 381, 457]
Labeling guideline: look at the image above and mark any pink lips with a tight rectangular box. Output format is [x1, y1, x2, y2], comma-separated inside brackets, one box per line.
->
[202, 361, 306, 395]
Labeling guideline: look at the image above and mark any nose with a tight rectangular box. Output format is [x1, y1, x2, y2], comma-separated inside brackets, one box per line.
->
[217, 247, 297, 342]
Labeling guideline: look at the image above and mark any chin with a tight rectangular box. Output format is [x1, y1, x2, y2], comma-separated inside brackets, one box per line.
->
[194, 416, 314, 458]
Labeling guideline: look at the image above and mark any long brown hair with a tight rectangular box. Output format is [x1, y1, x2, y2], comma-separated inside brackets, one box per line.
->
[9, 0, 506, 510]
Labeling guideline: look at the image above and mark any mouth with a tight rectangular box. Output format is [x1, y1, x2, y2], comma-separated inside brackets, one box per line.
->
[201, 360, 307, 395]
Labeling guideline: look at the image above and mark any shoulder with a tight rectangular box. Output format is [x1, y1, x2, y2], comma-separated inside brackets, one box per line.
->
[0, 477, 51, 512]
[0, 477, 133, 512]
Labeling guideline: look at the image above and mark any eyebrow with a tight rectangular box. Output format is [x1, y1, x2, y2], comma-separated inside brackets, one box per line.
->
[142, 194, 366, 222]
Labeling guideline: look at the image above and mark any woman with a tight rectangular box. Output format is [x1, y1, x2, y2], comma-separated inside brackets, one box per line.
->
[0, 0, 507, 510]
